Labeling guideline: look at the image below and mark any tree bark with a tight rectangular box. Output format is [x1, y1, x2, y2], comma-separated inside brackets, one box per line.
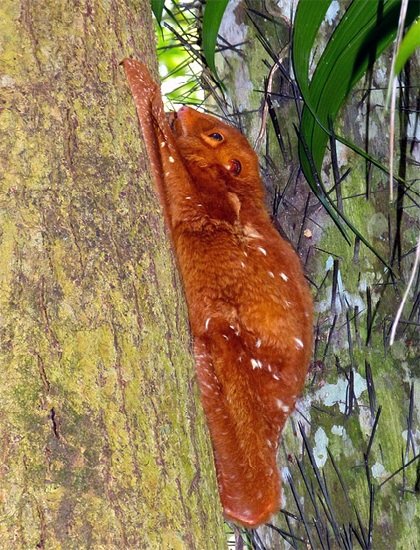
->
[0, 1, 224, 548]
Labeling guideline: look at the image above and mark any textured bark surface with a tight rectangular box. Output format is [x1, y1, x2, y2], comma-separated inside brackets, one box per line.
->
[217, 1, 419, 548]
[0, 1, 224, 548]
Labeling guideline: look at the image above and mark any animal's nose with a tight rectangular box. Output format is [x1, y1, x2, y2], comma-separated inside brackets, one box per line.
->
[177, 105, 191, 116]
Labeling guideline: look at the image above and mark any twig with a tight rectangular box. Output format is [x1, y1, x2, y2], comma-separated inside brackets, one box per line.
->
[254, 55, 284, 150]
[387, 0, 409, 202]
[389, 236, 420, 345]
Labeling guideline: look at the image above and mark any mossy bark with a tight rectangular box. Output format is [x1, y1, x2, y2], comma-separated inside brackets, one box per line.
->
[0, 1, 224, 548]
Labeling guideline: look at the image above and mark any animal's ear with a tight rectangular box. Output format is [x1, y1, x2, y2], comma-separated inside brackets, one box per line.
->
[225, 159, 242, 176]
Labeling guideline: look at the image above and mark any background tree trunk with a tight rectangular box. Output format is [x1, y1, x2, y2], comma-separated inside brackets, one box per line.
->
[0, 1, 225, 547]
[217, 1, 419, 548]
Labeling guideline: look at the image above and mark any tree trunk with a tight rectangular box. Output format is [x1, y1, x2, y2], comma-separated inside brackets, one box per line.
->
[217, 1, 419, 548]
[0, 1, 224, 548]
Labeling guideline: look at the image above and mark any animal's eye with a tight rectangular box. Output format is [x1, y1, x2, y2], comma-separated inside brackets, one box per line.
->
[228, 159, 242, 176]
[209, 132, 224, 141]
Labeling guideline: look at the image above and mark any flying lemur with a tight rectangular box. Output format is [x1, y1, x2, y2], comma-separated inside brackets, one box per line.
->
[123, 59, 313, 528]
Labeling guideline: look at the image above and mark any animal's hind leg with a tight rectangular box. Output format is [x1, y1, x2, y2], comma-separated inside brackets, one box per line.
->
[194, 321, 281, 528]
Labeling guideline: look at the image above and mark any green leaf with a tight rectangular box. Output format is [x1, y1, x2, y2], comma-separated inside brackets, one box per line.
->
[294, 0, 419, 187]
[291, 0, 419, 262]
[394, 16, 420, 74]
[151, 0, 165, 23]
[292, 0, 331, 99]
[202, 0, 229, 75]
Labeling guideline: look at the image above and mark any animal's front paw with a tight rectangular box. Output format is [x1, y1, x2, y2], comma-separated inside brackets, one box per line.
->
[122, 58, 159, 106]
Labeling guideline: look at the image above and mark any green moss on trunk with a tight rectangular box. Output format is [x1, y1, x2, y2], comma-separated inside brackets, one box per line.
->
[0, 1, 224, 547]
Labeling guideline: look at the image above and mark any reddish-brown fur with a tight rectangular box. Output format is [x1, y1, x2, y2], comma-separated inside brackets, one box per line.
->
[123, 59, 313, 528]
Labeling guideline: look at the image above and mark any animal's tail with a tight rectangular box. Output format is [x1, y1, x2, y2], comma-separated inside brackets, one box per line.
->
[195, 320, 292, 527]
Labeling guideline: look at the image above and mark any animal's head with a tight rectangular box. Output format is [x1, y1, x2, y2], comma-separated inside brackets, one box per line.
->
[169, 107, 262, 193]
